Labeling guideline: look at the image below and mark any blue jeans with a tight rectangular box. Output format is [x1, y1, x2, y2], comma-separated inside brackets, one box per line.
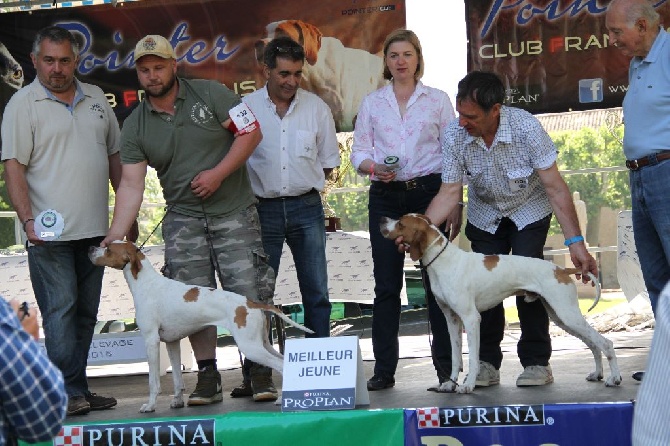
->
[27, 237, 104, 397]
[630, 157, 670, 314]
[465, 216, 552, 369]
[367, 174, 452, 379]
[256, 190, 331, 337]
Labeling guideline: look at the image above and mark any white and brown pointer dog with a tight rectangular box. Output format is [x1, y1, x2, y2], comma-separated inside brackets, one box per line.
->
[89, 240, 313, 412]
[380, 213, 622, 393]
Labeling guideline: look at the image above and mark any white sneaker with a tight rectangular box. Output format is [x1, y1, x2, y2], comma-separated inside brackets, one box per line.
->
[470, 360, 500, 387]
[516, 365, 554, 387]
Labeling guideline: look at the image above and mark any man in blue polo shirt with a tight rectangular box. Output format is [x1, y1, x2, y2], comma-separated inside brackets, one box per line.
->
[606, 0, 670, 383]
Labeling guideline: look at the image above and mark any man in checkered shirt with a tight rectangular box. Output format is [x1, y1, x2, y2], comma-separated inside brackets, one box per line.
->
[424, 71, 598, 389]
[0, 298, 67, 445]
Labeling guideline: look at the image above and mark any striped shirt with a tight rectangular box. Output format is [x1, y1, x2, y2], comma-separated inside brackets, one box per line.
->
[632, 282, 670, 445]
[442, 106, 556, 234]
[0, 299, 67, 445]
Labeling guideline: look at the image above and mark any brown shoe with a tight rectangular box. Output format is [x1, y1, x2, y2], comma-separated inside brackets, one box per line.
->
[251, 375, 278, 402]
[67, 395, 91, 416]
[85, 392, 117, 410]
[187, 365, 223, 406]
[230, 380, 253, 398]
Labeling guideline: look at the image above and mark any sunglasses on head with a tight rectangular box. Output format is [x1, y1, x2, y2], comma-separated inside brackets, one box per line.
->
[275, 46, 304, 56]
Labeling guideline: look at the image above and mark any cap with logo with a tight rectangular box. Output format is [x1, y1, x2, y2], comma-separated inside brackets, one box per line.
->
[134, 35, 176, 61]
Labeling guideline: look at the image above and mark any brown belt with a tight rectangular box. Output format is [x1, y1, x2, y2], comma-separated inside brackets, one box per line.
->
[625, 152, 670, 170]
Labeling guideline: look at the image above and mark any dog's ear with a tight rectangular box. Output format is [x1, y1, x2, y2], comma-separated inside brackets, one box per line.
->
[408, 229, 426, 261]
[299, 21, 322, 65]
[128, 247, 143, 280]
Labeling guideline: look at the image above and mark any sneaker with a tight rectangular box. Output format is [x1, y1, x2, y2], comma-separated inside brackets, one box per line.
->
[367, 374, 395, 391]
[632, 371, 645, 382]
[187, 365, 223, 406]
[67, 395, 91, 416]
[85, 393, 117, 410]
[516, 365, 554, 387]
[251, 375, 278, 402]
[472, 361, 500, 387]
[230, 380, 253, 398]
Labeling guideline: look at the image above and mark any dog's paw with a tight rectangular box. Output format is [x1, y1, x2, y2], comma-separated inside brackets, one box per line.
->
[605, 375, 622, 387]
[456, 383, 475, 394]
[139, 404, 156, 413]
[436, 381, 457, 393]
[170, 398, 185, 409]
[585, 371, 604, 382]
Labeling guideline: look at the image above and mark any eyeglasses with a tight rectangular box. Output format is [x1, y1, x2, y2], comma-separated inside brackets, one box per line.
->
[275, 46, 304, 57]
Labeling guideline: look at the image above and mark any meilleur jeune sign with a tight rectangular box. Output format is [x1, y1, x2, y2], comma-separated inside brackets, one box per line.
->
[281, 335, 369, 412]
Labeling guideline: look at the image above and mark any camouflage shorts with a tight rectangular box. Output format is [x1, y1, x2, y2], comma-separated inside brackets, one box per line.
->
[161, 205, 275, 304]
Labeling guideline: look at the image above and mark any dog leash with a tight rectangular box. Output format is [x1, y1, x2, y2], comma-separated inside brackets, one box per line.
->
[419, 241, 447, 270]
[200, 201, 226, 287]
[137, 204, 175, 250]
[419, 227, 452, 389]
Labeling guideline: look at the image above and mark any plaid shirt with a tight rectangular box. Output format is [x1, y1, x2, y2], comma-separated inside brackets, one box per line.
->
[442, 106, 556, 233]
[0, 299, 67, 445]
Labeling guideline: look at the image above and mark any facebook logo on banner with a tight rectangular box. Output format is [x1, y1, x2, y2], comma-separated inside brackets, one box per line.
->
[579, 78, 604, 103]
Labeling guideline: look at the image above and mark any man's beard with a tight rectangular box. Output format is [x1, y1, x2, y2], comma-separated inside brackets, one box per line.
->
[145, 76, 176, 98]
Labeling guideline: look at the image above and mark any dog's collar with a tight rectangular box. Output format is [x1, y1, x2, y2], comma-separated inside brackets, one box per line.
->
[419, 235, 447, 269]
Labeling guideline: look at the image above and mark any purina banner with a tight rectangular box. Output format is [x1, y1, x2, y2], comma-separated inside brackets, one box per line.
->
[466, 0, 670, 114]
[0, 0, 405, 133]
[404, 402, 634, 446]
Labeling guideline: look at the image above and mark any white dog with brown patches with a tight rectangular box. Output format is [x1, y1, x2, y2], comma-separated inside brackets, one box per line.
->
[89, 240, 313, 412]
[380, 213, 622, 394]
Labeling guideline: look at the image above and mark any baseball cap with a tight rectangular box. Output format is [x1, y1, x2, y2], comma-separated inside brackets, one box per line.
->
[134, 35, 176, 61]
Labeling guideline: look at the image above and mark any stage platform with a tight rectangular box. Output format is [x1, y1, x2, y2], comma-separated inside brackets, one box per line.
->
[27, 298, 653, 446]
[82, 328, 649, 418]
[28, 296, 653, 446]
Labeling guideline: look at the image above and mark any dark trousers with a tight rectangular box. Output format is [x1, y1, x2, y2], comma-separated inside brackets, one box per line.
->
[464, 215, 553, 369]
[368, 174, 451, 379]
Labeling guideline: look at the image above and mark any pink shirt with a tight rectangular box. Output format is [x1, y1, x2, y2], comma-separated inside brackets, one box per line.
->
[350, 82, 455, 181]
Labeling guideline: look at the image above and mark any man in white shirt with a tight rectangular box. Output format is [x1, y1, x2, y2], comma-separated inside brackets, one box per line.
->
[233, 36, 339, 398]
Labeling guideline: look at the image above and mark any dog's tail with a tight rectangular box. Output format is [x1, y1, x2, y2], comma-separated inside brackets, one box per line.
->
[585, 272, 602, 312]
[264, 306, 316, 334]
[565, 269, 601, 312]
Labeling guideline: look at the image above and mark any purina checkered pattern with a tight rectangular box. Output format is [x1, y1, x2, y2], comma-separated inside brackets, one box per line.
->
[417, 407, 441, 428]
[54, 426, 83, 446]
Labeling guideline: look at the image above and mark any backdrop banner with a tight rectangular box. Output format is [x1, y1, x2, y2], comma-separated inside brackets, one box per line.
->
[465, 0, 670, 114]
[0, 0, 405, 132]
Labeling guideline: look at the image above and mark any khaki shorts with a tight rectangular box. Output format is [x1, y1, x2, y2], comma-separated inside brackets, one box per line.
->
[161, 205, 275, 304]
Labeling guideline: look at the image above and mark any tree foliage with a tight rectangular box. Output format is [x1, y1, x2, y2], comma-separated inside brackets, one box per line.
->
[549, 125, 629, 239]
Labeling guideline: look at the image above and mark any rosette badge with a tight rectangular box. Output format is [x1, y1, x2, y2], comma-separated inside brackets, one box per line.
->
[34, 209, 64, 241]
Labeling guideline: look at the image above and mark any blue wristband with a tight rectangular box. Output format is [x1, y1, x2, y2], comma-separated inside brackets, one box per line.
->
[564, 235, 584, 247]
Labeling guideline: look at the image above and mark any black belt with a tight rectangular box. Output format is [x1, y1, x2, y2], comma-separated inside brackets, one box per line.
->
[256, 188, 318, 201]
[371, 173, 441, 191]
[625, 152, 670, 170]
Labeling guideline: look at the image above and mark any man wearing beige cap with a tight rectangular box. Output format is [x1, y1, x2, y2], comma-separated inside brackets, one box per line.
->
[103, 34, 279, 403]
